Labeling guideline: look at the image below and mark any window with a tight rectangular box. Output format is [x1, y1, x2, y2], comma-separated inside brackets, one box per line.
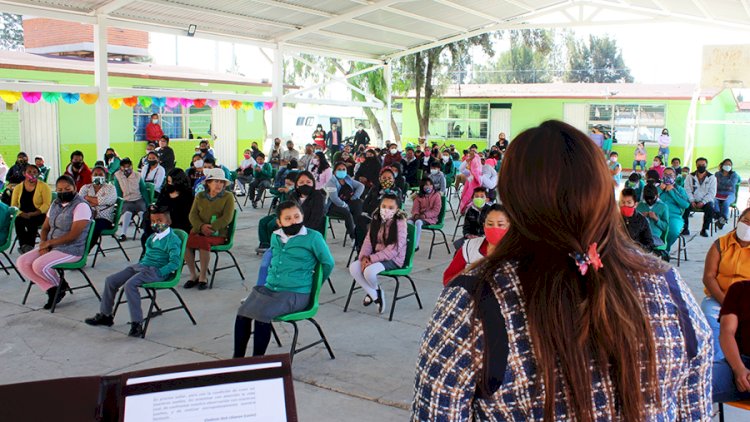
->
[429, 102, 489, 141]
[295, 117, 305, 125]
[587, 103, 666, 144]
[133, 104, 212, 141]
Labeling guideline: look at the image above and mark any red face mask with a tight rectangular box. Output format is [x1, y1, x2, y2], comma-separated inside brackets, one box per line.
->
[484, 227, 508, 245]
[620, 205, 636, 218]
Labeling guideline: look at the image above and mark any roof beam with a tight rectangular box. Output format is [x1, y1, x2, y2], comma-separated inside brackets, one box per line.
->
[282, 43, 383, 64]
[432, 0, 503, 23]
[147, 0, 299, 30]
[276, 0, 405, 42]
[0, 1, 97, 24]
[248, 0, 334, 18]
[318, 30, 408, 50]
[741, 0, 750, 20]
[690, 0, 712, 20]
[381, 6, 469, 32]
[351, 19, 438, 41]
[0, 82, 99, 94]
[502, 0, 534, 12]
[95, 0, 137, 15]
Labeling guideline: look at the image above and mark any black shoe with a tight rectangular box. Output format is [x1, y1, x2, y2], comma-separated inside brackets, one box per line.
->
[700, 230, 709, 237]
[375, 288, 386, 314]
[43, 286, 66, 310]
[414, 246, 420, 252]
[681, 229, 690, 236]
[184, 279, 199, 289]
[85, 313, 114, 327]
[119, 234, 127, 241]
[128, 322, 144, 337]
[252, 201, 258, 209]
[197, 282, 208, 291]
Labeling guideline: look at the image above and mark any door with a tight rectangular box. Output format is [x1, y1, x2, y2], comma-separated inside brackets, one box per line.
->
[211, 106, 238, 167]
[19, 101, 61, 181]
[563, 103, 588, 133]
[489, 107, 511, 148]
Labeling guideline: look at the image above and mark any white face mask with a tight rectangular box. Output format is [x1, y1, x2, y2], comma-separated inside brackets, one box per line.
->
[380, 207, 396, 220]
[390, 148, 397, 155]
[442, 156, 450, 162]
[737, 222, 750, 242]
[610, 157, 618, 162]
[152, 119, 159, 124]
[723, 165, 732, 172]
[430, 168, 439, 174]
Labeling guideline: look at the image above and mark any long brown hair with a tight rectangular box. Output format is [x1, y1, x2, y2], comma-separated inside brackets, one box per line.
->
[478, 120, 664, 421]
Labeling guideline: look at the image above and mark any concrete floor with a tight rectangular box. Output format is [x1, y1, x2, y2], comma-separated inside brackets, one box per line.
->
[0, 187, 747, 421]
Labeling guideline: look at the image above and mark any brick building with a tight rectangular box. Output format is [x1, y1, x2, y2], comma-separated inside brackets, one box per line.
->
[22, 18, 148, 60]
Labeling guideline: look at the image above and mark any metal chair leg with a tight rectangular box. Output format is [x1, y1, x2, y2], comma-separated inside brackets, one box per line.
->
[309, 318, 335, 359]
[428, 230, 436, 259]
[270, 324, 282, 348]
[22, 278, 33, 305]
[343, 279, 358, 312]
[209, 252, 220, 289]
[327, 277, 336, 294]
[406, 275, 423, 310]
[141, 289, 158, 338]
[288, 321, 299, 363]
[389, 277, 401, 322]
[80, 269, 101, 301]
[170, 288, 197, 325]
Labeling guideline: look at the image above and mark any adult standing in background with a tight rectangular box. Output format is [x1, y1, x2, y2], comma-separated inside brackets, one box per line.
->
[326, 122, 343, 157]
[354, 124, 370, 148]
[658, 128, 671, 162]
[157, 136, 176, 173]
[145, 113, 164, 142]
[312, 124, 326, 151]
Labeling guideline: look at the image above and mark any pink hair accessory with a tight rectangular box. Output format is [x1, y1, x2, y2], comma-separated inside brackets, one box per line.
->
[569, 242, 604, 276]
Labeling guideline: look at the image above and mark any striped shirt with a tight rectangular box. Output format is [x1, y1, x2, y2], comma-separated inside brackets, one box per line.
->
[411, 263, 712, 421]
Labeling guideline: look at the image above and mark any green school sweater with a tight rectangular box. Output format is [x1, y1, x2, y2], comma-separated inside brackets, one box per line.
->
[266, 229, 334, 294]
[253, 163, 273, 181]
[636, 200, 670, 240]
[140, 230, 183, 278]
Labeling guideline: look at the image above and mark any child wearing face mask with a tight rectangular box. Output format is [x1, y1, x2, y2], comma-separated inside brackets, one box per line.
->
[427, 161, 446, 195]
[443, 204, 509, 286]
[608, 152, 622, 186]
[409, 178, 441, 251]
[636, 184, 670, 252]
[349, 194, 408, 314]
[454, 187, 492, 250]
[619, 188, 654, 252]
[234, 201, 334, 357]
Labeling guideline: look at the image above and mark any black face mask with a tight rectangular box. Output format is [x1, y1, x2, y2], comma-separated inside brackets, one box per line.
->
[697, 165, 707, 173]
[72, 161, 83, 169]
[165, 184, 177, 193]
[148, 160, 158, 166]
[200, 148, 208, 153]
[58, 191, 76, 203]
[105, 154, 114, 159]
[296, 184, 313, 197]
[281, 222, 303, 236]
[644, 197, 657, 206]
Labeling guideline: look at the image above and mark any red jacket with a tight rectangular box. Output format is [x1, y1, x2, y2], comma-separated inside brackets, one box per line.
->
[145, 123, 164, 142]
[383, 151, 403, 168]
[65, 163, 92, 191]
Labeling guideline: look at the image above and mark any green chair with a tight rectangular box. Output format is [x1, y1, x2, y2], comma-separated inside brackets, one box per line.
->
[208, 209, 245, 289]
[0, 207, 24, 282]
[675, 233, 688, 267]
[343, 224, 422, 322]
[319, 216, 337, 294]
[247, 168, 277, 208]
[131, 184, 155, 241]
[23, 224, 99, 313]
[422, 195, 450, 259]
[229, 170, 243, 212]
[273, 264, 335, 363]
[112, 229, 196, 338]
[145, 182, 156, 205]
[730, 183, 741, 228]
[39, 167, 50, 183]
[91, 197, 130, 267]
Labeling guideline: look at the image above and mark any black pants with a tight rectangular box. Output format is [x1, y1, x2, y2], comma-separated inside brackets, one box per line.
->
[683, 202, 714, 232]
[14, 214, 46, 248]
[248, 179, 272, 202]
[90, 218, 114, 252]
[328, 199, 362, 239]
[233, 315, 273, 358]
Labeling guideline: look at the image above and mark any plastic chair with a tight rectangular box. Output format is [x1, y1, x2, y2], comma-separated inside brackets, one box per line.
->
[112, 229, 196, 338]
[23, 224, 99, 313]
[675, 234, 688, 267]
[39, 168, 50, 183]
[229, 170, 243, 212]
[0, 207, 24, 282]
[422, 195, 450, 259]
[273, 264, 335, 363]
[319, 216, 337, 293]
[719, 401, 750, 422]
[730, 183, 741, 228]
[208, 209, 245, 289]
[91, 197, 130, 267]
[343, 224, 422, 321]
[326, 213, 350, 247]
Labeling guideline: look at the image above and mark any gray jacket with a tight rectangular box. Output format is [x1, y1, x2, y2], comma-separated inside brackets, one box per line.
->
[684, 172, 717, 204]
[325, 176, 364, 209]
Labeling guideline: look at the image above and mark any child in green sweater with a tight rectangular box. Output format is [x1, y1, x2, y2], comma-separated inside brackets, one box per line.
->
[234, 200, 334, 358]
[85, 207, 183, 337]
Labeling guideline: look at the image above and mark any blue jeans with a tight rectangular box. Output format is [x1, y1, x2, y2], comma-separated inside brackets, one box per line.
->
[713, 356, 750, 403]
[701, 296, 723, 362]
[713, 191, 737, 221]
[658, 146, 669, 162]
[632, 160, 646, 172]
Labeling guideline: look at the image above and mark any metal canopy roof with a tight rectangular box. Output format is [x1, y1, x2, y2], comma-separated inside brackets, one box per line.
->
[2, 0, 750, 63]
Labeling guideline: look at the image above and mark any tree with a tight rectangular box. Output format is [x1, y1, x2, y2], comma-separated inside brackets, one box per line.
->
[0, 13, 23, 50]
[565, 35, 633, 83]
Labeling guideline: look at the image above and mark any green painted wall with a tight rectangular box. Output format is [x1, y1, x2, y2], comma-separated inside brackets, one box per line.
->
[0, 68, 269, 171]
[723, 112, 750, 174]
[398, 94, 731, 170]
[693, 89, 736, 168]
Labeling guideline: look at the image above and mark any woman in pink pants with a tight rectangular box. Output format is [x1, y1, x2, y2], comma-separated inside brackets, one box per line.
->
[17, 175, 92, 309]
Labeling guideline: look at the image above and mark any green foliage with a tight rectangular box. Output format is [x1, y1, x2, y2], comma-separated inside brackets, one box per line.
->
[565, 35, 634, 83]
[0, 13, 23, 50]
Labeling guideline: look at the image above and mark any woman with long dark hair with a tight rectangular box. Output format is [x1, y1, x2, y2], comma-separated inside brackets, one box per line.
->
[140, 168, 194, 250]
[411, 120, 712, 420]
[310, 151, 332, 188]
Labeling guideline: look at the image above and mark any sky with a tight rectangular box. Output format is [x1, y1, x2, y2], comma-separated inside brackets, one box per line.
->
[149, 21, 750, 86]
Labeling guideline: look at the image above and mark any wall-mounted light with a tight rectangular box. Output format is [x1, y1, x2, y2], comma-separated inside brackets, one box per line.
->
[187, 24, 197, 37]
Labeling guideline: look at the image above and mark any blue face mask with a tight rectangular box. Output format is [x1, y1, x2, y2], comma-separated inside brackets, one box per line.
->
[335, 170, 347, 179]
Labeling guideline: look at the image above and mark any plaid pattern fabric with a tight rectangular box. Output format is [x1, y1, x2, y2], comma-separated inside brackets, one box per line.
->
[411, 263, 713, 421]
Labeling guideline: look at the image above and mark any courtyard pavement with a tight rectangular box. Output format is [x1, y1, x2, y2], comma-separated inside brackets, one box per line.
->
[0, 187, 747, 421]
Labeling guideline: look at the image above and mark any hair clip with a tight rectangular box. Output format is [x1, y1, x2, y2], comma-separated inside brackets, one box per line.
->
[568, 242, 604, 276]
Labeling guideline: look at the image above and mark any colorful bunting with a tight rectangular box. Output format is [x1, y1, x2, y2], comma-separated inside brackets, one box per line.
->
[219, 100, 231, 109]
[263, 101, 274, 111]
[241, 102, 252, 111]
[42, 92, 61, 103]
[193, 98, 207, 108]
[231, 100, 242, 110]
[0, 91, 22, 104]
[254, 101, 263, 110]
[179, 98, 193, 108]
[123, 96, 138, 107]
[62, 93, 80, 104]
[81, 93, 98, 104]
[138, 96, 153, 108]
[109, 98, 123, 109]
[152, 97, 166, 107]
[206, 99, 219, 108]
[166, 97, 180, 108]
[22, 92, 42, 104]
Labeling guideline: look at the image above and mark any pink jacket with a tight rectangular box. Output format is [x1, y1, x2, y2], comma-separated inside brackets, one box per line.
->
[459, 156, 483, 213]
[360, 217, 407, 267]
[411, 191, 441, 224]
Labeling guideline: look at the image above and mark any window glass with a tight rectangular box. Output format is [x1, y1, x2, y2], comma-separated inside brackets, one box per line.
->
[133, 104, 213, 141]
[430, 102, 489, 141]
[587, 103, 666, 144]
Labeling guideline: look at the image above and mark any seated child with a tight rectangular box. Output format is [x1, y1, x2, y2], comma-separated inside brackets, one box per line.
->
[409, 178, 441, 252]
[620, 187, 654, 252]
[454, 187, 491, 250]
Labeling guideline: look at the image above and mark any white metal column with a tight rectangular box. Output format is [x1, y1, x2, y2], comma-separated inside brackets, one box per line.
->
[94, 15, 109, 160]
[19, 102, 61, 181]
[272, 48, 284, 139]
[384, 61, 392, 145]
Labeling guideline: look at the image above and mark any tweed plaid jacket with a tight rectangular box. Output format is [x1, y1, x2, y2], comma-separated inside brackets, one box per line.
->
[411, 263, 712, 421]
